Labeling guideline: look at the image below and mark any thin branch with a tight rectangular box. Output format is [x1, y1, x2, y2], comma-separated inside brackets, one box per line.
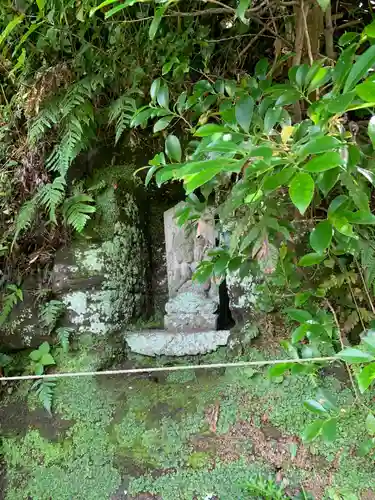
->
[326, 300, 360, 401]
[238, 27, 267, 59]
[334, 19, 363, 31]
[355, 257, 375, 315]
[203, 0, 236, 12]
[301, 0, 314, 65]
[325, 4, 336, 60]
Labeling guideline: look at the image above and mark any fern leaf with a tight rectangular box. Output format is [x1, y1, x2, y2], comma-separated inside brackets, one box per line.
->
[0, 285, 22, 326]
[12, 197, 38, 243]
[32, 379, 56, 415]
[63, 193, 96, 232]
[40, 300, 65, 333]
[36, 176, 66, 224]
[56, 327, 73, 353]
[109, 96, 137, 144]
[28, 103, 60, 145]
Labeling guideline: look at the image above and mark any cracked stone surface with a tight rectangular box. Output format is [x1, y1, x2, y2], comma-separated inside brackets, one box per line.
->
[125, 330, 230, 356]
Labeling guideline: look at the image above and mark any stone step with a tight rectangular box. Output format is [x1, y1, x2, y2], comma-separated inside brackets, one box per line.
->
[125, 329, 230, 356]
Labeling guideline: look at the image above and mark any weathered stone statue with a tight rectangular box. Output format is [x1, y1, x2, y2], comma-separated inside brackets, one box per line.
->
[126, 202, 230, 356]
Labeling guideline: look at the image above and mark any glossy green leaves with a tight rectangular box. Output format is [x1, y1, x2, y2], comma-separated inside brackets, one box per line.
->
[235, 95, 254, 133]
[289, 172, 314, 215]
[310, 220, 333, 254]
[304, 152, 343, 173]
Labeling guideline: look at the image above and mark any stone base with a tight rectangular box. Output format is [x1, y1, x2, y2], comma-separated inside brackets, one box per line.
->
[164, 290, 218, 332]
[125, 329, 230, 356]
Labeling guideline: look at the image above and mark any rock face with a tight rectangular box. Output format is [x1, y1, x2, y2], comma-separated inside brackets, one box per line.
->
[0, 183, 148, 350]
[52, 195, 147, 336]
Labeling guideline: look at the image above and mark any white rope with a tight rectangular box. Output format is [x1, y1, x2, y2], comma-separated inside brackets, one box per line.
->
[0, 356, 336, 381]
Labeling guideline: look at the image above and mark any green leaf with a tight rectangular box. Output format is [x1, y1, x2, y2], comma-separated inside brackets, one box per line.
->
[36, 0, 45, 11]
[366, 413, 375, 436]
[295, 64, 309, 89]
[105, 1, 139, 19]
[355, 80, 375, 102]
[336, 348, 374, 363]
[41, 353, 55, 366]
[0, 15, 24, 47]
[39, 341, 50, 355]
[345, 210, 375, 225]
[302, 420, 324, 442]
[29, 350, 42, 362]
[292, 324, 309, 343]
[264, 107, 282, 134]
[145, 165, 159, 187]
[357, 362, 375, 393]
[344, 45, 375, 92]
[317, 168, 340, 197]
[214, 254, 230, 276]
[316, 0, 330, 12]
[289, 172, 314, 215]
[303, 151, 343, 173]
[236, 0, 250, 24]
[157, 84, 169, 109]
[153, 116, 173, 133]
[307, 67, 330, 93]
[364, 20, 375, 38]
[90, 0, 118, 17]
[193, 262, 214, 284]
[338, 32, 358, 47]
[263, 167, 296, 192]
[295, 291, 312, 307]
[304, 399, 328, 415]
[299, 136, 341, 157]
[268, 363, 292, 377]
[286, 308, 313, 323]
[235, 96, 254, 133]
[327, 91, 356, 114]
[316, 388, 338, 411]
[194, 124, 228, 137]
[34, 363, 44, 376]
[185, 168, 221, 194]
[165, 135, 181, 162]
[298, 253, 326, 267]
[362, 330, 375, 353]
[149, 4, 168, 40]
[358, 439, 374, 456]
[254, 58, 269, 79]
[369, 116, 375, 148]
[322, 418, 337, 442]
[150, 78, 161, 101]
[276, 90, 301, 106]
[227, 256, 243, 273]
[310, 220, 333, 254]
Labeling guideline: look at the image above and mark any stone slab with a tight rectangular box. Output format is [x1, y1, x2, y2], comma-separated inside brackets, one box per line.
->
[125, 329, 230, 356]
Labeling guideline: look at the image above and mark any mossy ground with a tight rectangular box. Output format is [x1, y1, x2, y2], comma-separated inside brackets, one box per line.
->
[0, 338, 374, 500]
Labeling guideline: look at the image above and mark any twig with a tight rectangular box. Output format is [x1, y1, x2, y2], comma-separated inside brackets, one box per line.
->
[238, 27, 267, 59]
[326, 300, 360, 401]
[301, 0, 314, 65]
[334, 19, 362, 31]
[203, 0, 236, 12]
[355, 257, 375, 315]
[325, 4, 336, 60]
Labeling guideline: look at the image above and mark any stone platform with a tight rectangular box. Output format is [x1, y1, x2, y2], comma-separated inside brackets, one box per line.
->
[126, 329, 230, 356]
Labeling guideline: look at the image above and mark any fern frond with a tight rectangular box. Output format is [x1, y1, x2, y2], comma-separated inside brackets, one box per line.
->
[360, 240, 375, 287]
[28, 103, 59, 145]
[13, 197, 38, 243]
[56, 326, 73, 353]
[32, 379, 56, 415]
[40, 299, 65, 333]
[61, 75, 105, 117]
[62, 193, 96, 232]
[0, 284, 23, 326]
[109, 95, 137, 144]
[36, 176, 66, 224]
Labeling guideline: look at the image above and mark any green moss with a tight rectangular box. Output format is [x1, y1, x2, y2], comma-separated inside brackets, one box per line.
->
[187, 451, 211, 469]
[2, 341, 375, 499]
[128, 459, 270, 500]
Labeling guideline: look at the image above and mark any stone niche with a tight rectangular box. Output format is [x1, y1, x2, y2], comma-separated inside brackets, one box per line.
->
[125, 203, 231, 356]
